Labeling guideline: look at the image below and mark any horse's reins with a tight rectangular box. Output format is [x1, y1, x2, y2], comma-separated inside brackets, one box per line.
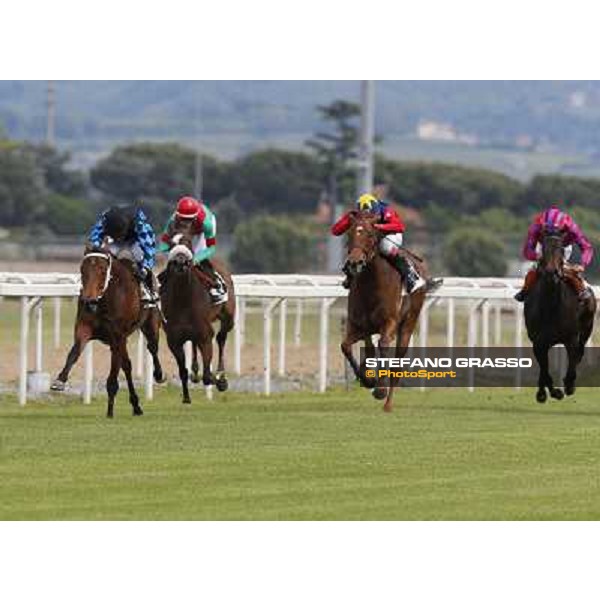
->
[81, 252, 113, 300]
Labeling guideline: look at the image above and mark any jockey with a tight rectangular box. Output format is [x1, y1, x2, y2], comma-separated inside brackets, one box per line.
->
[158, 195, 228, 304]
[88, 205, 158, 305]
[514, 206, 594, 302]
[331, 193, 427, 292]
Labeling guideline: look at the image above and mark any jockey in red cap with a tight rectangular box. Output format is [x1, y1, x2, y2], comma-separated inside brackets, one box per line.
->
[158, 196, 227, 304]
[514, 206, 594, 303]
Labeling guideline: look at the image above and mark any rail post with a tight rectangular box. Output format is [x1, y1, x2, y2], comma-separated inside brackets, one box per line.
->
[318, 298, 336, 393]
[278, 299, 287, 376]
[19, 297, 31, 405]
[234, 296, 242, 375]
[53, 297, 61, 349]
[83, 342, 93, 404]
[263, 298, 282, 395]
[34, 299, 43, 372]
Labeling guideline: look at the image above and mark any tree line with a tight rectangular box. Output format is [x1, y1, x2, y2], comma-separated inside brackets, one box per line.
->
[2, 139, 600, 277]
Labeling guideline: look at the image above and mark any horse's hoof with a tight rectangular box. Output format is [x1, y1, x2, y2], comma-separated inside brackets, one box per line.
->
[106, 412, 114, 419]
[362, 377, 376, 389]
[372, 387, 387, 401]
[154, 373, 167, 384]
[202, 377, 215, 386]
[383, 403, 393, 413]
[551, 388, 565, 400]
[133, 406, 144, 416]
[536, 390, 547, 403]
[216, 377, 228, 392]
[190, 373, 201, 384]
[564, 385, 575, 397]
[50, 379, 66, 392]
[182, 397, 191, 404]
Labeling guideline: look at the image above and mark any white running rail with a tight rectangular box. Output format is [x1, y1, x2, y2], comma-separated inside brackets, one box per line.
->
[1, 272, 597, 404]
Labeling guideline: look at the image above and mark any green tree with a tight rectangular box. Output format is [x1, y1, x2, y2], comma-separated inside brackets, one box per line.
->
[213, 195, 243, 234]
[24, 143, 87, 197]
[375, 158, 524, 217]
[230, 215, 318, 273]
[90, 143, 231, 213]
[306, 100, 361, 213]
[0, 141, 47, 227]
[232, 150, 321, 214]
[523, 175, 600, 213]
[443, 227, 507, 277]
[44, 194, 96, 236]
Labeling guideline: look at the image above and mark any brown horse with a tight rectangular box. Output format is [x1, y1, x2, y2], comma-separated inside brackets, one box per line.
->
[51, 248, 165, 418]
[340, 212, 433, 412]
[159, 237, 235, 403]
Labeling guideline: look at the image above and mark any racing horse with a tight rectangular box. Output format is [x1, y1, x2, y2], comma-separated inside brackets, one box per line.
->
[51, 247, 165, 417]
[524, 229, 596, 403]
[159, 235, 235, 403]
[340, 211, 437, 412]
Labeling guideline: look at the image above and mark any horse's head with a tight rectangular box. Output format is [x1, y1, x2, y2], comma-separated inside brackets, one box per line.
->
[167, 233, 194, 276]
[540, 228, 565, 278]
[344, 211, 380, 277]
[80, 248, 113, 312]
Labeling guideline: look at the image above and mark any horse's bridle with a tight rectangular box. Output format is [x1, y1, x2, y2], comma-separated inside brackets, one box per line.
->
[81, 252, 113, 302]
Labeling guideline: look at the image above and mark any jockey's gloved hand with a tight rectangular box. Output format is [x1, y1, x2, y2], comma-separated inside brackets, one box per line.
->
[139, 267, 149, 281]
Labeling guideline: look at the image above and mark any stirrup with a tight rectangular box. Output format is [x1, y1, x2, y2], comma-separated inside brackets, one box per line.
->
[409, 277, 426, 293]
[514, 289, 527, 302]
[209, 288, 228, 305]
[578, 287, 593, 301]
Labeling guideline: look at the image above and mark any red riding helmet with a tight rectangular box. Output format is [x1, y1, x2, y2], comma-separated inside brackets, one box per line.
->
[176, 196, 200, 219]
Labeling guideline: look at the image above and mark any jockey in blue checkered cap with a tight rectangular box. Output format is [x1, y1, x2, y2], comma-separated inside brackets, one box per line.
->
[88, 205, 158, 304]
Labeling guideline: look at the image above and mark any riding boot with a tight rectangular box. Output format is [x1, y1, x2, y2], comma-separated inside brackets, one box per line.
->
[201, 260, 228, 304]
[138, 270, 158, 307]
[387, 253, 426, 293]
[563, 266, 593, 302]
[514, 269, 538, 302]
[341, 263, 353, 289]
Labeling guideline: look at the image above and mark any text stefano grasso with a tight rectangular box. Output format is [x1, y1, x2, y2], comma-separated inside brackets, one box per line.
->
[364, 357, 533, 369]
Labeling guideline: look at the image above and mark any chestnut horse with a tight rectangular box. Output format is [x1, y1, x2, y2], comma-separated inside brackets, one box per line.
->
[340, 211, 434, 412]
[159, 237, 235, 403]
[51, 248, 164, 417]
[524, 230, 596, 403]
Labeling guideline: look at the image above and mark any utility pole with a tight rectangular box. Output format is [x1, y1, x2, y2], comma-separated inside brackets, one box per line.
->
[46, 81, 56, 146]
[194, 152, 203, 199]
[357, 80, 375, 195]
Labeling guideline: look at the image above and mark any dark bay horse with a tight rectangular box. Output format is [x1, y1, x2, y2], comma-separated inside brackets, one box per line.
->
[160, 239, 235, 403]
[340, 212, 434, 412]
[51, 249, 164, 417]
[524, 231, 596, 403]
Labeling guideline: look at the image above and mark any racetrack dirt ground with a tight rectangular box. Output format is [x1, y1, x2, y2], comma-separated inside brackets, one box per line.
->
[2, 386, 600, 520]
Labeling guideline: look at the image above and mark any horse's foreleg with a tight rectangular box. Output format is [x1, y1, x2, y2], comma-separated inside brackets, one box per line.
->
[381, 310, 420, 413]
[141, 311, 165, 384]
[374, 321, 398, 404]
[564, 342, 579, 396]
[198, 335, 215, 387]
[533, 343, 561, 402]
[120, 340, 143, 416]
[106, 343, 122, 418]
[168, 337, 191, 404]
[215, 315, 233, 392]
[189, 344, 200, 384]
[341, 328, 374, 388]
[51, 322, 92, 391]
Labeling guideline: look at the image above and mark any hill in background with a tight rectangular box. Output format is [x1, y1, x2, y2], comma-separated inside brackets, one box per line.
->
[5, 80, 600, 179]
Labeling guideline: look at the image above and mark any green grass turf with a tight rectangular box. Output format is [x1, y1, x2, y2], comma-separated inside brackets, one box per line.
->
[2, 386, 600, 520]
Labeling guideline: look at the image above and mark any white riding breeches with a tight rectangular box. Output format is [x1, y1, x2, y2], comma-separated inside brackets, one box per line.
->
[107, 241, 144, 264]
[379, 233, 404, 257]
